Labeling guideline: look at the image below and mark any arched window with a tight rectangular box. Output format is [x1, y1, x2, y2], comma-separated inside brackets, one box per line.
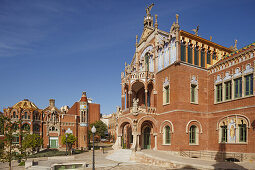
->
[218, 116, 248, 143]
[21, 124, 30, 131]
[163, 125, 171, 144]
[12, 111, 16, 118]
[189, 125, 197, 144]
[181, 41, 186, 62]
[25, 112, 28, 119]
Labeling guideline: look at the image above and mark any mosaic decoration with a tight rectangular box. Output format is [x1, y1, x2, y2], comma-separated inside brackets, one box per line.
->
[221, 42, 255, 61]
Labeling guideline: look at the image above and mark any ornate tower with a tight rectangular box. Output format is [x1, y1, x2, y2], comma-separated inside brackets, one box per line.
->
[78, 91, 89, 149]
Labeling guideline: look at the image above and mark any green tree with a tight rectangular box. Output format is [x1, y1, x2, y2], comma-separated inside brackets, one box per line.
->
[89, 120, 107, 139]
[61, 133, 77, 155]
[0, 115, 21, 170]
[22, 134, 43, 154]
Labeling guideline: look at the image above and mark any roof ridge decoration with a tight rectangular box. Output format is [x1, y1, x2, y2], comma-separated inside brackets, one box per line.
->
[219, 42, 255, 62]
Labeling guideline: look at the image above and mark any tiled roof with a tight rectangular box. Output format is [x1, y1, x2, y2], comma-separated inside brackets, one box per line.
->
[218, 42, 255, 63]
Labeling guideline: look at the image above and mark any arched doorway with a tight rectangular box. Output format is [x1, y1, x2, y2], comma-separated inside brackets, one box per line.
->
[120, 123, 133, 149]
[143, 126, 151, 149]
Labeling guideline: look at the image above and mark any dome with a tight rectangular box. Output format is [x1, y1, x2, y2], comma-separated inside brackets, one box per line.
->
[12, 99, 39, 110]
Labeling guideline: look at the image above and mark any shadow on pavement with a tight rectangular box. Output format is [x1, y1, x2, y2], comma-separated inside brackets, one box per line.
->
[212, 143, 247, 170]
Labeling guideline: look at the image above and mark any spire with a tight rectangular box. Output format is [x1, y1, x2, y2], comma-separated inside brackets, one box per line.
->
[136, 35, 138, 47]
[234, 39, 238, 50]
[176, 14, 179, 24]
[155, 14, 158, 29]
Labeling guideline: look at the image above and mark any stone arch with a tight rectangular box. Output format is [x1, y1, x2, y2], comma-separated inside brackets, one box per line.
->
[137, 115, 158, 134]
[118, 117, 133, 136]
[186, 120, 203, 134]
[159, 120, 174, 134]
[216, 114, 251, 130]
[131, 81, 146, 107]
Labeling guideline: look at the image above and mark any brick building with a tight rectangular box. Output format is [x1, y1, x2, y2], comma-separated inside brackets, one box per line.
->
[113, 4, 255, 160]
[3, 92, 100, 150]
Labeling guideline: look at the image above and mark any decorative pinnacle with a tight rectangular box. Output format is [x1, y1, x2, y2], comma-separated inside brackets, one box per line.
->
[210, 36, 212, 41]
[176, 14, 179, 24]
[155, 14, 158, 28]
[234, 39, 238, 50]
[136, 35, 138, 46]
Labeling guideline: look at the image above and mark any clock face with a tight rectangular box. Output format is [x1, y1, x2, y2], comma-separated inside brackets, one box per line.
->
[80, 104, 87, 110]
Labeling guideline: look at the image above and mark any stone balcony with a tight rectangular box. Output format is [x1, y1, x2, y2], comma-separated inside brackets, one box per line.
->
[122, 71, 154, 81]
[122, 106, 156, 115]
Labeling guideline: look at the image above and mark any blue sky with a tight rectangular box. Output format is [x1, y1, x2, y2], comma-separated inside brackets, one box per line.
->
[0, 0, 254, 114]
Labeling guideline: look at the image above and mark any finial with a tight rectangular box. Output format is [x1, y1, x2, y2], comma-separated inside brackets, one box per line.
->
[192, 25, 199, 36]
[234, 39, 238, 50]
[210, 36, 212, 41]
[125, 62, 127, 67]
[136, 35, 138, 46]
[155, 14, 158, 28]
[146, 3, 154, 16]
[176, 14, 179, 24]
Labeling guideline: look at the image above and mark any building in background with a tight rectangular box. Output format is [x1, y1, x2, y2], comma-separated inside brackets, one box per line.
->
[3, 92, 100, 150]
[114, 4, 255, 161]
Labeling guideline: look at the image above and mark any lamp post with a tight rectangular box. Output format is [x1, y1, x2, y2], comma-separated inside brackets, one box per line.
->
[91, 125, 96, 170]
[65, 133, 68, 156]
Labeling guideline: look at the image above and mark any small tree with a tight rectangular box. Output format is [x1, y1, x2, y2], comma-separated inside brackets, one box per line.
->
[22, 134, 43, 154]
[89, 120, 107, 140]
[61, 133, 77, 155]
[0, 115, 21, 170]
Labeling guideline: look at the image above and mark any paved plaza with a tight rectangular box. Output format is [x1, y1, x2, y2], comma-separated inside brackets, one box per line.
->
[0, 149, 255, 169]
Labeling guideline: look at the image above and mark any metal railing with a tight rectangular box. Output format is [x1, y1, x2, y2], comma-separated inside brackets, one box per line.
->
[180, 150, 245, 162]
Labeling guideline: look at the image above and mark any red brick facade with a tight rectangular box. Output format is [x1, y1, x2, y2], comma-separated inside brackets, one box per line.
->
[3, 92, 100, 150]
[115, 8, 255, 159]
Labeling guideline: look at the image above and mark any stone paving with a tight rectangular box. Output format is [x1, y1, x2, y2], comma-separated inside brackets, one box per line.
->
[1, 149, 255, 169]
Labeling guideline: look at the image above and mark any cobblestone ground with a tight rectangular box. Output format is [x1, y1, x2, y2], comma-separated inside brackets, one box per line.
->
[97, 164, 169, 170]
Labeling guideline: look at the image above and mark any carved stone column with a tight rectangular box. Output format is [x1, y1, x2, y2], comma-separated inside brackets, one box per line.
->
[145, 89, 148, 108]
[128, 91, 132, 108]
[153, 133, 158, 150]
[137, 134, 141, 151]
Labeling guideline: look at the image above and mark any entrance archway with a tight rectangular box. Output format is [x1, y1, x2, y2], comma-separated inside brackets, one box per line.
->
[143, 126, 151, 149]
[122, 124, 133, 149]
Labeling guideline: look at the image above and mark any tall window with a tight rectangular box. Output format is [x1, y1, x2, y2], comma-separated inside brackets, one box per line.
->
[234, 77, 242, 98]
[207, 51, 211, 64]
[239, 120, 247, 142]
[216, 84, 222, 102]
[13, 111, 18, 119]
[200, 49, 205, 67]
[165, 85, 169, 104]
[164, 126, 171, 144]
[181, 42, 186, 62]
[245, 74, 253, 96]
[191, 84, 196, 103]
[189, 125, 196, 144]
[221, 124, 227, 142]
[194, 47, 199, 66]
[188, 45, 192, 64]
[225, 81, 232, 100]
[212, 52, 217, 60]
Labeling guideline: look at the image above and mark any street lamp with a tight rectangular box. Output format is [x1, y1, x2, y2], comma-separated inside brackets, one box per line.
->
[65, 133, 68, 156]
[91, 125, 96, 170]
